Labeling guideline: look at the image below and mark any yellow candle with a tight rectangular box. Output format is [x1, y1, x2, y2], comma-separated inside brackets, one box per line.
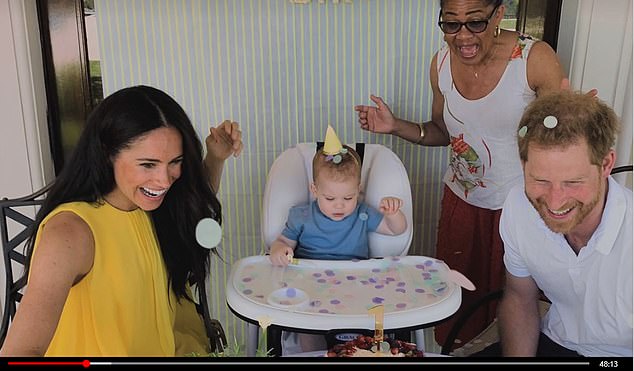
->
[368, 304, 384, 351]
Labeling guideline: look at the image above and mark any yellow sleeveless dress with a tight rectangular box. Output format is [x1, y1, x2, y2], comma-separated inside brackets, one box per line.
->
[32, 201, 208, 356]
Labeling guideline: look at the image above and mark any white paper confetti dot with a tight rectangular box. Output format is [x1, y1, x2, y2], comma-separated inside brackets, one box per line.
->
[543, 115, 558, 129]
[195, 218, 222, 249]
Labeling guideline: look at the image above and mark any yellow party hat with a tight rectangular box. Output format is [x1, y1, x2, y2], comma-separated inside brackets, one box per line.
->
[322, 125, 343, 155]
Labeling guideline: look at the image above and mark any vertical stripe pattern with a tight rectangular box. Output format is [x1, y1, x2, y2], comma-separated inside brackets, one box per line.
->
[95, 0, 447, 351]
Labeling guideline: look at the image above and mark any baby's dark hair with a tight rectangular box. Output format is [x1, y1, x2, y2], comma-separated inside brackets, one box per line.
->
[312, 145, 362, 183]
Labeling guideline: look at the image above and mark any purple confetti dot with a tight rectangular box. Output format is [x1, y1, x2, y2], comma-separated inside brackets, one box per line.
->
[385, 277, 395, 282]
[372, 268, 381, 273]
[396, 303, 407, 309]
[369, 278, 377, 283]
[317, 279, 326, 283]
[330, 299, 341, 305]
[372, 297, 385, 304]
[375, 285, 384, 289]
[424, 260, 433, 266]
[397, 282, 406, 287]
[319, 309, 329, 313]
[334, 280, 342, 285]
[415, 288, 425, 293]
[286, 288, 297, 297]
[242, 277, 253, 282]
[360, 280, 369, 285]
[346, 275, 357, 280]
[325, 270, 335, 276]
[313, 273, 322, 278]
[242, 289, 253, 295]
[395, 288, 406, 293]
[415, 264, 425, 270]
[429, 269, 438, 273]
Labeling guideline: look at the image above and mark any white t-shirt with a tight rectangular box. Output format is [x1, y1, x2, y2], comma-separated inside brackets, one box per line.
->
[501, 176, 633, 357]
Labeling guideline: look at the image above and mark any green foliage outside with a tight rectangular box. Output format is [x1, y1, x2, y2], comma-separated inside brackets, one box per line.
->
[186, 337, 273, 358]
[500, 19, 518, 31]
[503, 0, 519, 17]
[89, 60, 103, 106]
[89, 60, 100, 77]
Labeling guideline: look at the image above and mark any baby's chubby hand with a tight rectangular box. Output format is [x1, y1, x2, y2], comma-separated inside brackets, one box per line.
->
[379, 197, 403, 215]
[268, 244, 294, 267]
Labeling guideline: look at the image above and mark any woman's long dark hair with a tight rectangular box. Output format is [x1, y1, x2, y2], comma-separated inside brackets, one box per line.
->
[24, 85, 221, 301]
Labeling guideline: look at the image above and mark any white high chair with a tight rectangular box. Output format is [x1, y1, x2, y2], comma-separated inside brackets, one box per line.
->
[258, 142, 419, 355]
[261, 142, 413, 258]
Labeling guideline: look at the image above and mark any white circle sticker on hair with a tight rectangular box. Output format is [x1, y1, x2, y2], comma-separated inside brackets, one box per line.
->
[518, 125, 528, 138]
[195, 218, 222, 249]
[543, 115, 558, 129]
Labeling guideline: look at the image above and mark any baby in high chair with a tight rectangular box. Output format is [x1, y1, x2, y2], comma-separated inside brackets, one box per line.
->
[268, 125, 407, 352]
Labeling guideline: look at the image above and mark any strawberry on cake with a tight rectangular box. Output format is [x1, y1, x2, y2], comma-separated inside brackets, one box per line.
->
[326, 335, 424, 357]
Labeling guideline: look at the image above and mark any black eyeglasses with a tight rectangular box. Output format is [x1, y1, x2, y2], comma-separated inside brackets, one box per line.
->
[437, 6, 498, 34]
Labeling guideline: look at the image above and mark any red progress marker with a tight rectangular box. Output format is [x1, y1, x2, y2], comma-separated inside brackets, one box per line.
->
[8, 360, 91, 368]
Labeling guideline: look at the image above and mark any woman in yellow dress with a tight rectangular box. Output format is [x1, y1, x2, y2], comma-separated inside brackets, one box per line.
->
[0, 85, 242, 356]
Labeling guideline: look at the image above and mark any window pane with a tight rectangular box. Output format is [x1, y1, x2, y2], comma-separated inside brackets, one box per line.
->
[501, 0, 519, 31]
[84, 0, 103, 106]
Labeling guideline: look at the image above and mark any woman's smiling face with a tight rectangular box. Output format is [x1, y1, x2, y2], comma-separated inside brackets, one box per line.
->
[440, 0, 501, 65]
[106, 126, 183, 211]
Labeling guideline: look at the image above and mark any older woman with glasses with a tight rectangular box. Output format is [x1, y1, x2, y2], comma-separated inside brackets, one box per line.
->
[354, 0, 564, 350]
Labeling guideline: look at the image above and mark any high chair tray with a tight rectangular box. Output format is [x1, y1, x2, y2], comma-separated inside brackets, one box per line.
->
[226, 255, 461, 331]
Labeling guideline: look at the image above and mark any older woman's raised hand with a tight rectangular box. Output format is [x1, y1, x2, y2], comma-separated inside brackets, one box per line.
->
[205, 120, 243, 161]
[354, 95, 398, 134]
[560, 77, 598, 98]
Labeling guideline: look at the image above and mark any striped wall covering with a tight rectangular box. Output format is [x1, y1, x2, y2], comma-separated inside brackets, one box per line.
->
[95, 0, 448, 351]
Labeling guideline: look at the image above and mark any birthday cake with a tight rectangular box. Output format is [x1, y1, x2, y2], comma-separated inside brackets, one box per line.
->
[326, 335, 424, 357]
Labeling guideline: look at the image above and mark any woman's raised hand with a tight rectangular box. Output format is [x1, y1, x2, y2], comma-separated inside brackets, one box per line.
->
[354, 95, 398, 134]
[206, 120, 243, 161]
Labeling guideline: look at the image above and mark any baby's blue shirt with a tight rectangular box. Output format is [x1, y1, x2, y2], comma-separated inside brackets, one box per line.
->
[281, 200, 383, 260]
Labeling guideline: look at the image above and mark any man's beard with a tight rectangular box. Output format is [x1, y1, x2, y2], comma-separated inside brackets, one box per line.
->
[528, 190, 601, 234]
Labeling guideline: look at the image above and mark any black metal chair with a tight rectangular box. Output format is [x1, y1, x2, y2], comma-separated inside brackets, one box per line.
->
[0, 184, 226, 352]
[611, 165, 633, 175]
[440, 164, 633, 356]
[0, 183, 52, 347]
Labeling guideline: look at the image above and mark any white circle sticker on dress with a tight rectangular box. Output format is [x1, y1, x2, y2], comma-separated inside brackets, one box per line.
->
[195, 217, 222, 249]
